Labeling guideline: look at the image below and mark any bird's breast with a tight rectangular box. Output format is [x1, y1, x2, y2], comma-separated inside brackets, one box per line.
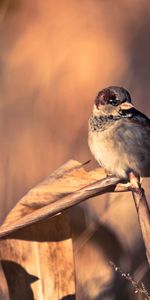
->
[88, 123, 123, 174]
[88, 118, 150, 178]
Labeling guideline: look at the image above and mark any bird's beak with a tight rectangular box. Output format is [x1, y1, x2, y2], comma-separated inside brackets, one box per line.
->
[120, 102, 134, 110]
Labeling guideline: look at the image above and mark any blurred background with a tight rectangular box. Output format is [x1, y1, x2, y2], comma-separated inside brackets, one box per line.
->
[0, 0, 150, 299]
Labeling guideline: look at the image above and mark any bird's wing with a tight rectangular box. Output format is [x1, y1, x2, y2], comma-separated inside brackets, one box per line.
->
[121, 107, 150, 130]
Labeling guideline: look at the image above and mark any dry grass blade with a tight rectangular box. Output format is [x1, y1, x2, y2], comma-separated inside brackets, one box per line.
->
[0, 159, 110, 237]
[0, 169, 121, 238]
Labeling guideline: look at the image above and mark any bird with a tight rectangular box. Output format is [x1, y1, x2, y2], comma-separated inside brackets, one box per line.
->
[88, 86, 150, 186]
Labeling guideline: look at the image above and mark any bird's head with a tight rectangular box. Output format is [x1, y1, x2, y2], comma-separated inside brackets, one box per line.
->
[93, 86, 134, 117]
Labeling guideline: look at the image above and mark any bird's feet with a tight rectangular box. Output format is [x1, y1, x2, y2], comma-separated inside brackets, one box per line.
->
[117, 172, 143, 191]
[128, 171, 142, 190]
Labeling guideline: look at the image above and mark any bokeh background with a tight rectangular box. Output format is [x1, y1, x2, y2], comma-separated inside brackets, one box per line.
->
[0, 0, 150, 299]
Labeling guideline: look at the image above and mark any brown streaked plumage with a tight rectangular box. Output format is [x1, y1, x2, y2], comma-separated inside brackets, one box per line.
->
[88, 86, 150, 179]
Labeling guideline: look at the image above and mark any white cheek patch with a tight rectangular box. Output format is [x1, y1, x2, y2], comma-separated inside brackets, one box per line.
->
[92, 103, 120, 117]
[92, 104, 100, 116]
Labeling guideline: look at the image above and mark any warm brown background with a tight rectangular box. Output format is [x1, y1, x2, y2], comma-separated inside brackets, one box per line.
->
[0, 0, 150, 299]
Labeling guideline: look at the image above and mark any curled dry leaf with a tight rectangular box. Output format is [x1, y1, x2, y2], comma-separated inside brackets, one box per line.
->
[0, 160, 109, 238]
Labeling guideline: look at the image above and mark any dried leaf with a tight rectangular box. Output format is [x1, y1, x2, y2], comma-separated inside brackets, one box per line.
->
[0, 160, 107, 237]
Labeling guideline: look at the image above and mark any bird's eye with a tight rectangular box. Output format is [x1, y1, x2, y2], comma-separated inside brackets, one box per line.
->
[109, 99, 118, 106]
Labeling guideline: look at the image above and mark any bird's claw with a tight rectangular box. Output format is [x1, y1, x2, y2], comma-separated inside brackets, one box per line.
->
[129, 171, 142, 189]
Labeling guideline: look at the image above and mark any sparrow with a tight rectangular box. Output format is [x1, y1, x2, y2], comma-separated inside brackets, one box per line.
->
[88, 86, 150, 183]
